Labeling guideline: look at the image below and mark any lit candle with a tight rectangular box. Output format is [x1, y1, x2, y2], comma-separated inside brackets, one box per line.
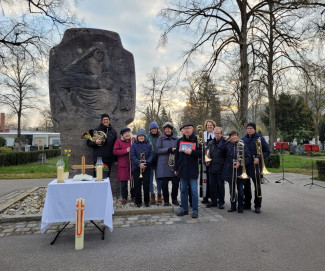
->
[75, 198, 85, 250]
[57, 167, 64, 183]
[96, 165, 103, 182]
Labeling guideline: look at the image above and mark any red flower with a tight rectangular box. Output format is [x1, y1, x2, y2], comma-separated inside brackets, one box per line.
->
[103, 164, 110, 171]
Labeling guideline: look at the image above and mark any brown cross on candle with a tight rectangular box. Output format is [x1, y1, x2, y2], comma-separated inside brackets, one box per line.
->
[71, 155, 95, 174]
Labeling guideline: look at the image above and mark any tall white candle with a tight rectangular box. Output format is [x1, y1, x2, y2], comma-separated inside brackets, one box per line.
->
[75, 198, 85, 250]
[57, 167, 64, 183]
[96, 165, 103, 181]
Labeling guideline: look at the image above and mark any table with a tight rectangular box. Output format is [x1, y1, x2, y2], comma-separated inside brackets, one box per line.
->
[41, 178, 114, 236]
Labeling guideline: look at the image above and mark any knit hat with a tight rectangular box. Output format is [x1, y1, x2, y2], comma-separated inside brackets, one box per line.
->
[180, 123, 193, 131]
[120, 127, 131, 135]
[246, 122, 256, 130]
[137, 128, 146, 137]
[149, 122, 159, 130]
[101, 113, 110, 120]
[163, 122, 174, 130]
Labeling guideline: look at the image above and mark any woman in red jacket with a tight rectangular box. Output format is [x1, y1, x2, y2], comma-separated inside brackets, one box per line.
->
[113, 128, 132, 204]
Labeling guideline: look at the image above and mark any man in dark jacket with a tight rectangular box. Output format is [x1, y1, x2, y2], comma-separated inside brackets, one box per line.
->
[242, 122, 270, 213]
[174, 123, 202, 218]
[87, 113, 117, 177]
[206, 127, 226, 209]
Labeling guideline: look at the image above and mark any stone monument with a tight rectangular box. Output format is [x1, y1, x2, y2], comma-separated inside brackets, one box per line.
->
[49, 28, 136, 197]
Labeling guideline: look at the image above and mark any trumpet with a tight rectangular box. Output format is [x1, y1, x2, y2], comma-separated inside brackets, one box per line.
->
[168, 153, 175, 168]
[139, 153, 146, 178]
[254, 138, 270, 198]
[231, 140, 248, 202]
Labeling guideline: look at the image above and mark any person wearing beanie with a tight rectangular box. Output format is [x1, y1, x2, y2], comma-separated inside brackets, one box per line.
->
[156, 122, 180, 206]
[130, 128, 153, 207]
[146, 121, 162, 205]
[86, 113, 117, 178]
[113, 128, 132, 204]
[219, 130, 251, 213]
[174, 123, 201, 218]
[242, 122, 270, 213]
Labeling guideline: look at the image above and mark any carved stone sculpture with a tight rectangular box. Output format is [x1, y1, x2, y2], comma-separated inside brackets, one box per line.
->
[49, 28, 136, 196]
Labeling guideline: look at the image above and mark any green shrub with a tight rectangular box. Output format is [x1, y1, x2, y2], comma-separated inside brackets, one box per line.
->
[316, 161, 325, 179]
[265, 154, 280, 168]
[0, 149, 61, 166]
[0, 147, 12, 153]
[0, 137, 6, 147]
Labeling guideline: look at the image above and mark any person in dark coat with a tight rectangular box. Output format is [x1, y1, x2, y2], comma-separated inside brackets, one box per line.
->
[113, 128, 132, 204]
[242, 123, 270, 213]
[174, 123, 202, 218]
[130, 128, 153, 207]
[86, 113, 117, 177]
[206, 127, 226, 209]
[156, 122, 179, 206]
[146, 122, 162, 205]
[219, 131, 251, 213]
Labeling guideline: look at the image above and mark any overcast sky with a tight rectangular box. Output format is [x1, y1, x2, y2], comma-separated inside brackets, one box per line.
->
[76, 0, 184, 85]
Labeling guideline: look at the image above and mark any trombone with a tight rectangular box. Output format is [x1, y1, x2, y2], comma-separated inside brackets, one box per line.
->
[231, 140, 248, 202]
[254, 138, 270, 198]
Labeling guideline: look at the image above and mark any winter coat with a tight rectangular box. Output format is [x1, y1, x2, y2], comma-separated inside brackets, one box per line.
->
[174, 133, 202, 179]
[146, 132, 159, 166]
[242, 132, 270, 178]
[219, 140, 252, 182]
[156, 133, 178, 178]
[87, 123, 117, 164]
[130, 139, 153, 171]
[207, 137, 226, 174]
[113, 137, 131, 181]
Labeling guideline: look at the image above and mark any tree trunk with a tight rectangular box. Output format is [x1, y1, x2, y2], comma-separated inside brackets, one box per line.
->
[238, 1, 249, 135]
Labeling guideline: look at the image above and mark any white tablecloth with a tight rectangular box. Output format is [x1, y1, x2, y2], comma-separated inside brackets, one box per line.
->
[41, 178, 114, 234]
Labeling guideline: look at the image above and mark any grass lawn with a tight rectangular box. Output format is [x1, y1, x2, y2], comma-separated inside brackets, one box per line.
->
[0, 157, 58, 179]
[0, 154, 324, 179]
[268, 153, 325, 176]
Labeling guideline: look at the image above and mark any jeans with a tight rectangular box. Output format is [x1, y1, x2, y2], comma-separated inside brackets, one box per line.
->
[209, 172, 225, 205]
[228, 178, 244, 209]
[180, 178, 198, 211]
[149, 164, 162, 194]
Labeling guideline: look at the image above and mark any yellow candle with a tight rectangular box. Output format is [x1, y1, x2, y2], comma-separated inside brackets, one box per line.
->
[75, 198, 85, 250]
[57, 167, 64, 183]
[96, 165, 103, 181]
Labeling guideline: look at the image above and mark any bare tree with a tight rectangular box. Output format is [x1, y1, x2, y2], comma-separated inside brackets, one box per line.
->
[38, 108, 59, 132]
[138, 67, 175, 126]
[159, 0, 325, 133]
[298, 62, 325, 144]
[0, 0, 78, 63]
[0, 50, 44, 149]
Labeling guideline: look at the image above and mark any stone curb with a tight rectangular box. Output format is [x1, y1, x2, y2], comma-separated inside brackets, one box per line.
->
[0, 206, 177, 223]
[0, 187, 40, 214]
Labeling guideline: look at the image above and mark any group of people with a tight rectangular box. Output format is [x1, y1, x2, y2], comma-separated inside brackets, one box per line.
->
[86, 114, 270, 219]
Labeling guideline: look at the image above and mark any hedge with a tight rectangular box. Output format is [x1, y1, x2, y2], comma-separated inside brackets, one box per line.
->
[265, 154, 280, 168]
[316, 161, 325, 179]
[0, 149, 61, 166]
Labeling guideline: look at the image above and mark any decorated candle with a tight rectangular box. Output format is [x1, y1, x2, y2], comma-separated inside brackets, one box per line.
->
[75, 198, 85, 250]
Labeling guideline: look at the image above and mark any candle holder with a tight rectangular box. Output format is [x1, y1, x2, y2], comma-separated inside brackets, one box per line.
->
[56, 156, 65, 183]
[96, 157, 103, 182]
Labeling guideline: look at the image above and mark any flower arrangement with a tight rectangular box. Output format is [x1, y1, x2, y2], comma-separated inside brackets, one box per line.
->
[63, 149, 71, 172]
[103, 163, 110, 172]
